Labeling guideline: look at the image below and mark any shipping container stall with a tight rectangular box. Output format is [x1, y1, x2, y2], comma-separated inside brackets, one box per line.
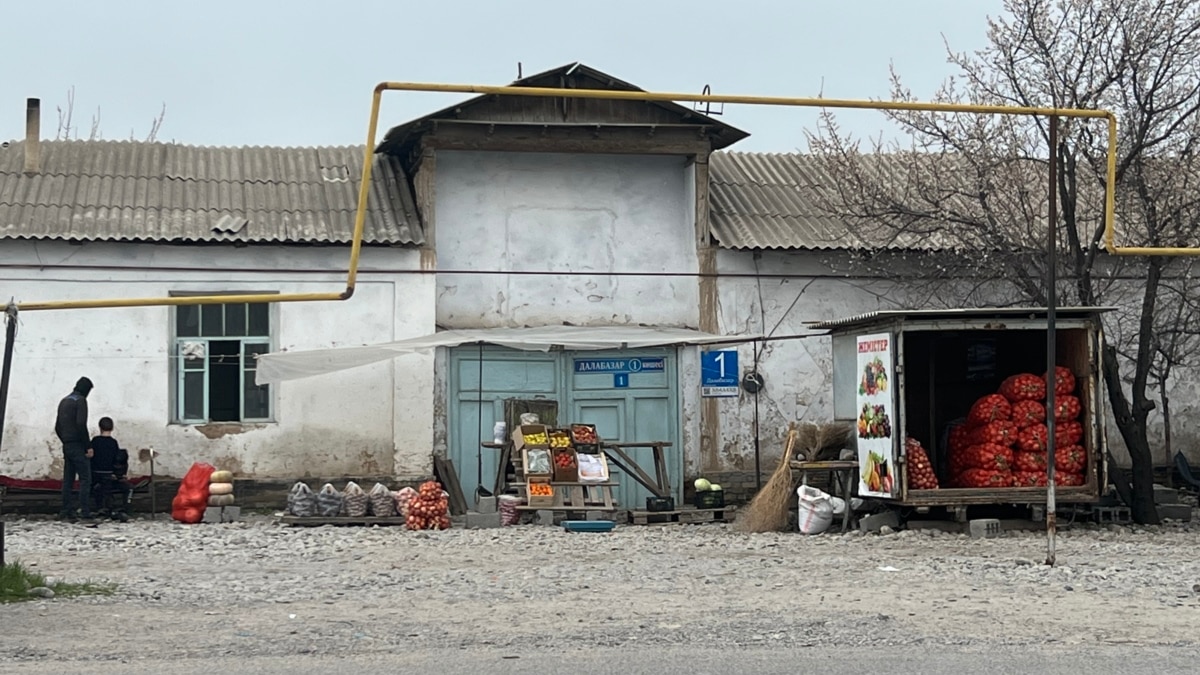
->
[811, 307, 1111, 509]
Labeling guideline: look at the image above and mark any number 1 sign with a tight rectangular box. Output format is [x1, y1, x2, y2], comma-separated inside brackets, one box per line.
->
[701, 348, 739, 398]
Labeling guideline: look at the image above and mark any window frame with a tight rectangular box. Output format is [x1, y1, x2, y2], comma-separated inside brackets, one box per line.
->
[169, 292, 278, 425]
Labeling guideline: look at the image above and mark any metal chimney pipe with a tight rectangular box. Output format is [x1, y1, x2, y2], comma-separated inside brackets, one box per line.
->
[23, 97, 41, 174]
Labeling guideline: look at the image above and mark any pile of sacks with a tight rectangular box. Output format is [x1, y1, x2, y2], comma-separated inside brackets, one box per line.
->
[286, 481, 451, 528]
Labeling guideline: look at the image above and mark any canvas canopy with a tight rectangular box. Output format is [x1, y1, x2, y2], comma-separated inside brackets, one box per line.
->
[255, 325, 759, 385]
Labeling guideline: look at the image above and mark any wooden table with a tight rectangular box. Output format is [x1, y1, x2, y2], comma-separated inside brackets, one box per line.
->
[790, 460, 860, 533]
[482, 440, 674, 503]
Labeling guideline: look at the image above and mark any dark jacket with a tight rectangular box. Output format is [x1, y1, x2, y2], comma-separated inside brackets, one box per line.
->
[55, 392, 90, 446]
[90, 436, 126, 475]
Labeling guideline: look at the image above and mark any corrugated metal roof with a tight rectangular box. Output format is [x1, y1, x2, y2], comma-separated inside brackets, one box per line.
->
[709, 151, 992, 251]
[377, 62, 751, 155]
[806, 306, 1116, 332]
[0, 140, 422, 245]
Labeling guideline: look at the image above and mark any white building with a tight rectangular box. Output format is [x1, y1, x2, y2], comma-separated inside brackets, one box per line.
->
[2, 63, 1187, 505]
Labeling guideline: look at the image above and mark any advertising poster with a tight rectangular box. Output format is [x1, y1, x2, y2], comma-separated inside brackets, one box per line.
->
[856, 333, 897, 498]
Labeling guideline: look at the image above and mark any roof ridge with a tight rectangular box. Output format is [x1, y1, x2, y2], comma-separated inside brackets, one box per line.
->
[1, 139, 373, 152]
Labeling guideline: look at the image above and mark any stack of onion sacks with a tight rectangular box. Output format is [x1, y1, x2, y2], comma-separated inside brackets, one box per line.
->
[405, 480, 451, 531]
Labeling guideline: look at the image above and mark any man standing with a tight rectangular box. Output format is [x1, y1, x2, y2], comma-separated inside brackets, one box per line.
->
[55, 377, 94, 521]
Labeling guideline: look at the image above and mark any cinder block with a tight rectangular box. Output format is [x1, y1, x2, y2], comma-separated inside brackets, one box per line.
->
[1153, 484, 1181, 505]
[475, 496, 498, 514]
[859, 510, 901, 534]
[202, 506, 241, 523]
[465, 511, 502, 529]
[969, 518, 1003, 539]
[1157, 503, 1193, 522]
[586, 511, 610, 521]
[535, 510, 557, 526]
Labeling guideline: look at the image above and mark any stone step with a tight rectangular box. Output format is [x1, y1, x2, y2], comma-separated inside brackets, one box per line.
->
[1154, 484, 1181, 505]
[1157, 503, 1193, 522]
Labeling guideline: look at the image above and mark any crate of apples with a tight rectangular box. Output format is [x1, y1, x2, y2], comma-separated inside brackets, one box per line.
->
[570, 424, 599, 445]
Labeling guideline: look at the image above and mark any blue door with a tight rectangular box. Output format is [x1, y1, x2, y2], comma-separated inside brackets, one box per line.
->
[567, 349, 682, 509]
[447, 346, 682, 508]
[448, 347, 560, 498]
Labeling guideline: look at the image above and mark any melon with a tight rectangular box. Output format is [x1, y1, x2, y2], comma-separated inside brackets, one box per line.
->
[209, 482, 234, 496]
[208, 493, 235, 507]
[210, 470, 233, 483]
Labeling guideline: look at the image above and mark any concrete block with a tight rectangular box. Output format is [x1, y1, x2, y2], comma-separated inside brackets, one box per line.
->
[859, 510, 901, 534]
[969, 518, 1003, 539]
[1153, 484, 1181, 505]
[586, 511, 611, 521]
[202, 506, 240, 523]
[465, 511, 502, 529]
[535, 510, 557, 526]
[475, 496, 498, 514]
[1157, 503, 1194, 522]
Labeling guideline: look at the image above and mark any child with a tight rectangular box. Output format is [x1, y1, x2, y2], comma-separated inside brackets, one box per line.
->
[90, 417, 132, 522]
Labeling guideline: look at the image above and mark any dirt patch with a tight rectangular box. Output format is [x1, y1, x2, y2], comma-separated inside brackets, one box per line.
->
[356, 450, 382, 475]
[212, 455, 245, 475]
[193, 424, 262, 440]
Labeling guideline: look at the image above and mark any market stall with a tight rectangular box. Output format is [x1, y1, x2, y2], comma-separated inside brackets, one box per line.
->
[809, 307, 1111, 511]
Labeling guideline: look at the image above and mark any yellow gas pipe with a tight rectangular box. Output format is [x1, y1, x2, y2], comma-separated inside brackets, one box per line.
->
[12, 80, 1191, 313]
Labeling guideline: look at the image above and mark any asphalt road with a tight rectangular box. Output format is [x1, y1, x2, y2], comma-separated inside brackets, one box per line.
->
[6, 645, 1199, 675]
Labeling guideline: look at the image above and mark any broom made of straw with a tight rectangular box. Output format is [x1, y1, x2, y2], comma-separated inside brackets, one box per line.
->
[736, 423, 799, 533]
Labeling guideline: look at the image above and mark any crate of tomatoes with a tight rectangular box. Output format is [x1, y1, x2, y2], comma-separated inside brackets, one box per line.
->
[552, 447, 579, 482]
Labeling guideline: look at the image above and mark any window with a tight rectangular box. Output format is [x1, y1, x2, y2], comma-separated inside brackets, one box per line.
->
[174, 301, 273, 423]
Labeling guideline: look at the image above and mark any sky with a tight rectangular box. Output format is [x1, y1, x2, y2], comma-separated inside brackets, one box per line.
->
[1, 0, 1005, 152]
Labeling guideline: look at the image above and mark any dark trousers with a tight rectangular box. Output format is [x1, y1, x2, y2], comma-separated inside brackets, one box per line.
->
[61, 443, 92, 518]
[92, 472, 132, 515]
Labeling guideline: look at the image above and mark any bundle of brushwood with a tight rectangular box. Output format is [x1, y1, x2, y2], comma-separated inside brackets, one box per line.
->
[794, 421, 853, 462]
[736, 421, 851, 534]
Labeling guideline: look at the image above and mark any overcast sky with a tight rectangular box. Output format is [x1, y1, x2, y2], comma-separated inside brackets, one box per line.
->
[1, 0, 1003, 152]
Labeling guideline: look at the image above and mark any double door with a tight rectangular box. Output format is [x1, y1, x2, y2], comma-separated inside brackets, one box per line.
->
[447, 346, 681, 508]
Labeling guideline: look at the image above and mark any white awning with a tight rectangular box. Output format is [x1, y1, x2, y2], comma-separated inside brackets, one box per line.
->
[256, 325, 759, 384]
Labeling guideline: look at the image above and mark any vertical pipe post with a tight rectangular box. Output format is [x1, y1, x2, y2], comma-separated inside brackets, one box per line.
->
[753, 340, 762, 491]
[0, 303, 18, 456]
[1045, 118, 1059, 567]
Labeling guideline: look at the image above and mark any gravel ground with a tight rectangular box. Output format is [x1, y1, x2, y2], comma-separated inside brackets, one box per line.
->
[2, 510, 1199, 670]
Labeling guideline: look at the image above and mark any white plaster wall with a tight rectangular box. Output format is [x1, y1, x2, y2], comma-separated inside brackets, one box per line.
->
[713, 250, 906, 471]
[433, 151, 700, 329]
[0, 241, 435, 480]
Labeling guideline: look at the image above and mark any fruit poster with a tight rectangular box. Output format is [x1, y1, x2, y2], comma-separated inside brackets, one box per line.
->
[856, 333, 897, 498]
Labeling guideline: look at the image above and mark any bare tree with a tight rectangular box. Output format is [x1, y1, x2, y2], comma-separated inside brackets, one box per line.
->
[53, 86, 166, 142]
[806, 0, 1200, 523]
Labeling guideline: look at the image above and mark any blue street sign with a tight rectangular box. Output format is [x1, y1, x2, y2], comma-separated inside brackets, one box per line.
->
[701, 349, 739, 398]
[573, 357, 665, 374]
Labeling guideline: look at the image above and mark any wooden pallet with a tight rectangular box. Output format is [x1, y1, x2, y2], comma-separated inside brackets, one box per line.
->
[277, 515, 410, 527]
[627, 507, 732, 526]
[513, 481, 618, 511]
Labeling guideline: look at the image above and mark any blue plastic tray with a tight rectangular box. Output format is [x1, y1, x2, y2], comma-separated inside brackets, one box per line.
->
[562, 519, 616, 533]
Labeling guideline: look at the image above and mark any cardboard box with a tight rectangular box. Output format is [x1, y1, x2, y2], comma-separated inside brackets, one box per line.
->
[526, 479, 555, 507]
[512, 424, 550, 452]
[522, 447, 553, 479]
[552, 448, 579, 482]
